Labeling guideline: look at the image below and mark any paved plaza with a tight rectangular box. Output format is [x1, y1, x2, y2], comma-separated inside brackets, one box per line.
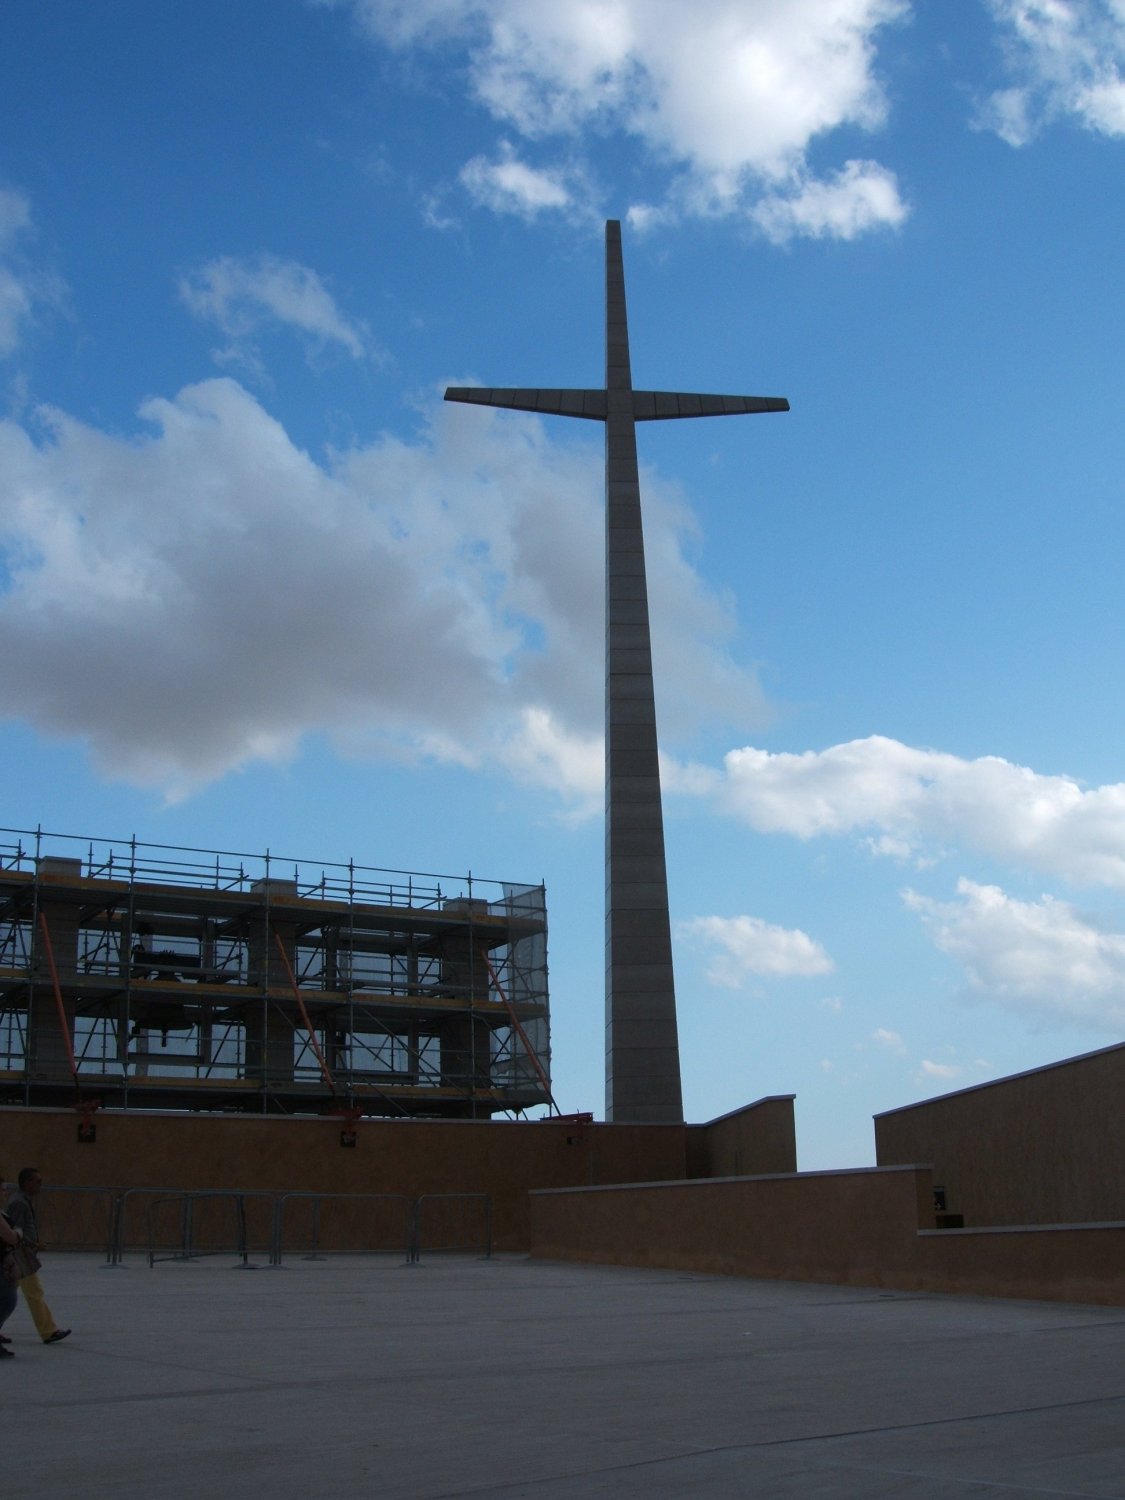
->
[6, 1251, 1125, 1497]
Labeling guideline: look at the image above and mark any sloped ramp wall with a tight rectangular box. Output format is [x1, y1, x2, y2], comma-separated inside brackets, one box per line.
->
[874, 1041, 1125, 1227]
[685, 1094, 796, 1179]
[529, 1168, 1125, 1306]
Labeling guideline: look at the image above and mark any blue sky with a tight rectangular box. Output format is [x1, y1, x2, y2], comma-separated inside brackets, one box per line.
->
[2, 0, 1124, 1168]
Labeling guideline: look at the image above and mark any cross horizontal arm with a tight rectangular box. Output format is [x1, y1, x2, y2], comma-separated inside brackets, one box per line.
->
[445, 387, 607, 420]
[632, 392, 789, 420]
[445, 386, 789, 424]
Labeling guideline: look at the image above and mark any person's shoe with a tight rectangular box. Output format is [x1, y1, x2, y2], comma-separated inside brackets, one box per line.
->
[44, 1329, 70, 1344]
[0, 1345, 13, 1358]
[0, 1332, 11, 1343]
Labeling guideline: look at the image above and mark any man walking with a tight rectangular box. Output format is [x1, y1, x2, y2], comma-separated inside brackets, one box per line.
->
[0, 1199, 23, 1356]
[4, 1168, 70, 1345]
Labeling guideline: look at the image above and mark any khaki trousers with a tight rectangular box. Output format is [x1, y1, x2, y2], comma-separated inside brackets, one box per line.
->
[19, 1272, 58, 1341]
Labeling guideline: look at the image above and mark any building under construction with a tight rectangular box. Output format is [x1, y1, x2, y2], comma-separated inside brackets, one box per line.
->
[0, 828, 551, 1118]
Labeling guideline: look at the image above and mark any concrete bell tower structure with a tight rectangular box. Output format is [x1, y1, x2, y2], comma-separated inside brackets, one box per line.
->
[446, 221, 788, 1122]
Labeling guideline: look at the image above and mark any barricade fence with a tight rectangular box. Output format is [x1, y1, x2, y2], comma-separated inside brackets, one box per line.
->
[410, 1194, 492, 1264]
[270, 1192, 414, 1265]
[30, 1186, 117, 1260]
[36, 1185, 492, 1266]
[146, 1190, 275, 1268]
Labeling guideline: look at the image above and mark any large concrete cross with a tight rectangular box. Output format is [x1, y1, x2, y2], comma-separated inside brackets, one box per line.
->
[446, 220, 788, 1123]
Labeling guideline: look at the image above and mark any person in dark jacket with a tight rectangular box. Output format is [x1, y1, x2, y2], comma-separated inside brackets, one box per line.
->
[0, 1197, 22, 1355]
[4, 1168, 70, 1344]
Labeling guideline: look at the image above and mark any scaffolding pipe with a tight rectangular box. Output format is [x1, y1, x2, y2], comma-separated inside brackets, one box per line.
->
[2, 827, 550, 1118]
[36, 910, 79, 1086]
[273, 931, 336, 1095]
[485, 953, 556, 1114]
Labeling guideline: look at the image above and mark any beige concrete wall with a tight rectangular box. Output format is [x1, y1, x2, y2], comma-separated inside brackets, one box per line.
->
[874, 1041, 1125, 1226]
[529, 1170, 1125, 1306]
[0, 1095, 800, 1255]
[913, 1224, 1125, 1305]
[0, 1106, 686, 1252]
[685, 1095, 797, 1178]
[532, 1167, 934, 1287]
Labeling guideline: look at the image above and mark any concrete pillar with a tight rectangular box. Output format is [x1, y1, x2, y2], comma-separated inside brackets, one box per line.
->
[245, 879, 298, 1086]
[438, 899, 494, 1107]
[28, 856, 81, 1081]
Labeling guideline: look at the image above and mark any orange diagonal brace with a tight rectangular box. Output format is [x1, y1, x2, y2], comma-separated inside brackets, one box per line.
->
[37, 910, 79, 1084]
[273, 931, 336, 1095]
[485, 954, 557, 1114]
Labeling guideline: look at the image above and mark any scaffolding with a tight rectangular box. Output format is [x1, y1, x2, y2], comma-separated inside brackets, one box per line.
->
[0, 827, 552, 1119]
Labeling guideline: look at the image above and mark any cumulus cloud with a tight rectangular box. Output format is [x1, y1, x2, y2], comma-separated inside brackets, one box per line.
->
[0, 378, 763, 798]
[980, 0, 1125, 143]
[750, 159, 908, 243]
[919, 1058, 960, 1080]
[459, 140, 592, 219]
[714, 735, 1125, 889]
[905, 878, 1125, 1031]
[872, 1026, 906, 1052]
[691, 733, 1125, 1031]
[333, 0, 909, 239]
[680, 913, 835, 987]
[0, 186, 64, 359]
[179, 255, 369, 368]
[501, 706, 602, 817]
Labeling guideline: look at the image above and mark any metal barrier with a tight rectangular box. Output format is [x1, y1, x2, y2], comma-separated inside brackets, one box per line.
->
[270, 1192, 414, 1266]
[410, 1193, 492, 1264]
[145, 1190, 275, 1268]
[92, 1187, 494, 1267]
[108, 1186, 195, 1265]
[39, 1185, 117, 1263]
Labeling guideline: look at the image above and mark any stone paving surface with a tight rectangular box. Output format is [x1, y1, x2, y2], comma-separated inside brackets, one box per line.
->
[6, 1251, 1125, 1498]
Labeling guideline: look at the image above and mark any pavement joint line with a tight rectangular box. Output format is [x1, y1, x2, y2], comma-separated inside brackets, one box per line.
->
[424, 1393, 1125, 1500]
[41, 1383, 287, 1409]
[785, 1456, 1113, 1499]
[755, 1389, 1125, 1449]
[1035, 1318, 1125, 1333]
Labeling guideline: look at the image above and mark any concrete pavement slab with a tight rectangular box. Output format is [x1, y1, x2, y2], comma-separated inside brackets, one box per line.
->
[4, 1253, 1124, 1498]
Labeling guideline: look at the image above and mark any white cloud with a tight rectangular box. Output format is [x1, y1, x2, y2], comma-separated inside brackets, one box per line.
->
[697, 733, 1125, 1033]
[0, 186, 64, 359]
[334, 0, 909, 239]
[680, 913, 834, 987]
[0, 188, 31, 248]
[0, 378, 763, 799]
[872, 1026, 906, 1052]
[459, 140, 590, 219]
[981, 0, 1125, 143]
[905, 878, 1125, 1031]
[500, 706, 602, 817]
[179, 255, 369, 365]
[0, 189, 34, 358]
[750, 159, 908, 244]
[715, 735, 1125, 889]
[919, 1058, 960, 1080]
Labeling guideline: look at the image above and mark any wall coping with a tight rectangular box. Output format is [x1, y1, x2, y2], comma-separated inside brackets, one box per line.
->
[530, 1163, 928, 1197]
[687, 1094, 796, 1130]
[918, 1220, 1125, 1238]
[0, 1104, 625, 1131]
[873, 1037, 1125, 1120]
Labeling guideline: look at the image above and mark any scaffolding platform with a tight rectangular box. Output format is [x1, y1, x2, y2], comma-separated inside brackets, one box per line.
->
[0, 828, 551, 1118]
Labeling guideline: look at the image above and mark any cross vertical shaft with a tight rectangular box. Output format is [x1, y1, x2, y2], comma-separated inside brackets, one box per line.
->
[603, 222, 682, 1122]
[445, 220, 787, 1125]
